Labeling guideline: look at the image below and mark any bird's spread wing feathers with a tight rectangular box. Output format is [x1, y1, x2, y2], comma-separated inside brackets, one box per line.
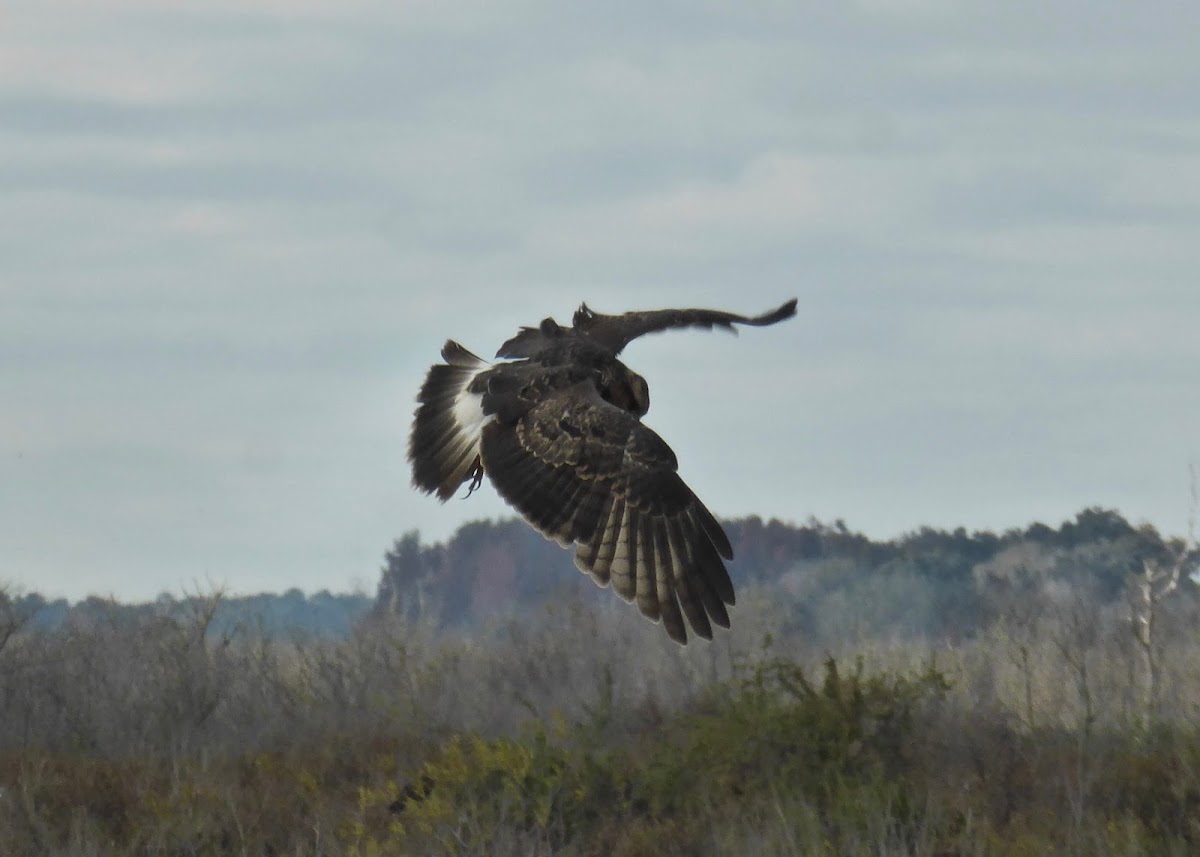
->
[573, 298, 797, 354]
[410, 298, 796, 644]
[479, 384, 734, 644]
[496, 299, 796, 359]
[494, 317, 565, 360]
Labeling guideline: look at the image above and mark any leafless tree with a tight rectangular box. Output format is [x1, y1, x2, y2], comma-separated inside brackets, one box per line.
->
[1127, 466, 1198, 726]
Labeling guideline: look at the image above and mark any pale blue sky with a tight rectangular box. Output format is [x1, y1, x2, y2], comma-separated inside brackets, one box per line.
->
[3, 1, 1199, 600]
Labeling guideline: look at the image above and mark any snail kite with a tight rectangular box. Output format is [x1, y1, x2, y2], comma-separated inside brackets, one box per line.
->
[408, 299, 797, 644]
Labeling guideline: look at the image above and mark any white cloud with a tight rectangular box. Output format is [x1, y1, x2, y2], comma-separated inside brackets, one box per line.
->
[630, 154, 823, 235]
[164, 203, 241, 236]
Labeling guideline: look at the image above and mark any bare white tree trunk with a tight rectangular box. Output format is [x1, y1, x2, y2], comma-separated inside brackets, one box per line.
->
[1128, 466, 1196, 726]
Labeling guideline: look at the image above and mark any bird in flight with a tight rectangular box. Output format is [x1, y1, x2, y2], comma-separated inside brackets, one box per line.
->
[408, 299, 797, 644]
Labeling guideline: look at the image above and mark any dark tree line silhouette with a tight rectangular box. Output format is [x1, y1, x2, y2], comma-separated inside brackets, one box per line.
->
[374, 507, 1195, 642]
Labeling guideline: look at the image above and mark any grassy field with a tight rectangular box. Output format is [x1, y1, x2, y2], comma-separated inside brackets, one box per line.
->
[1, 580, 1198, 855]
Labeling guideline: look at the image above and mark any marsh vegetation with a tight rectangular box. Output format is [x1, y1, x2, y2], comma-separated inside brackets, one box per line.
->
[2, 508, 1198, 855]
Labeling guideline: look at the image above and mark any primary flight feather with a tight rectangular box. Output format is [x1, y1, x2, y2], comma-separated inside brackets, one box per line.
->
[408, 299, 797, 644]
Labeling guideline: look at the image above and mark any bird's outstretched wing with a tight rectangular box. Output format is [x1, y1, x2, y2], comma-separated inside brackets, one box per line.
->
[479, 384, 734, 644]
[573, 298, 797, 355]
[495, 317, 567, 360]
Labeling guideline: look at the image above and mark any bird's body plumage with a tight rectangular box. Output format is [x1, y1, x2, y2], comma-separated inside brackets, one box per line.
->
[408, 299, 796, 644]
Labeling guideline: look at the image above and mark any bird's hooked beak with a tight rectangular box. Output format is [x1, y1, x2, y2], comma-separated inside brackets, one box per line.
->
[630, 372, 649, 416]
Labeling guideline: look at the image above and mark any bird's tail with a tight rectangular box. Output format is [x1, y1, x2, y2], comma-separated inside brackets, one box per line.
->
[408, 341, 493, 501]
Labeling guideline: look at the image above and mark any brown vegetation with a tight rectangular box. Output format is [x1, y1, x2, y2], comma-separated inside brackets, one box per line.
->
[2, 508, 1199, 855]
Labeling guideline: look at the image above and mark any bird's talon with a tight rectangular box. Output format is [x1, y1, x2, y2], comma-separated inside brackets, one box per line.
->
[461, 460, 484, 499]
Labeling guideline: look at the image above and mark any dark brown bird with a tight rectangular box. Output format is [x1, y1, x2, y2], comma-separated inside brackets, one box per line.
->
[408, 299, 797, 644]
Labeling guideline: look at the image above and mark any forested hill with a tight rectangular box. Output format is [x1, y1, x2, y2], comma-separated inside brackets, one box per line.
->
[7, 507, 1191, 640]
[373, 506, 1194, 641]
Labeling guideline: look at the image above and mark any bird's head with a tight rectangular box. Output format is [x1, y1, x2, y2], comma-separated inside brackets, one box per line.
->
[600, 362, 650, 417]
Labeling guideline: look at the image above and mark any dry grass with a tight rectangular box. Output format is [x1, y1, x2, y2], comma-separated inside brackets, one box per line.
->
[1, 575, 1199, 855]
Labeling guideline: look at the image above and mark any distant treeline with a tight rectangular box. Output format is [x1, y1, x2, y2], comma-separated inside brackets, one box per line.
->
[12, 588, 372, 638]
[374, 506, 1195, 641]
[8, 506, 1194, 640]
